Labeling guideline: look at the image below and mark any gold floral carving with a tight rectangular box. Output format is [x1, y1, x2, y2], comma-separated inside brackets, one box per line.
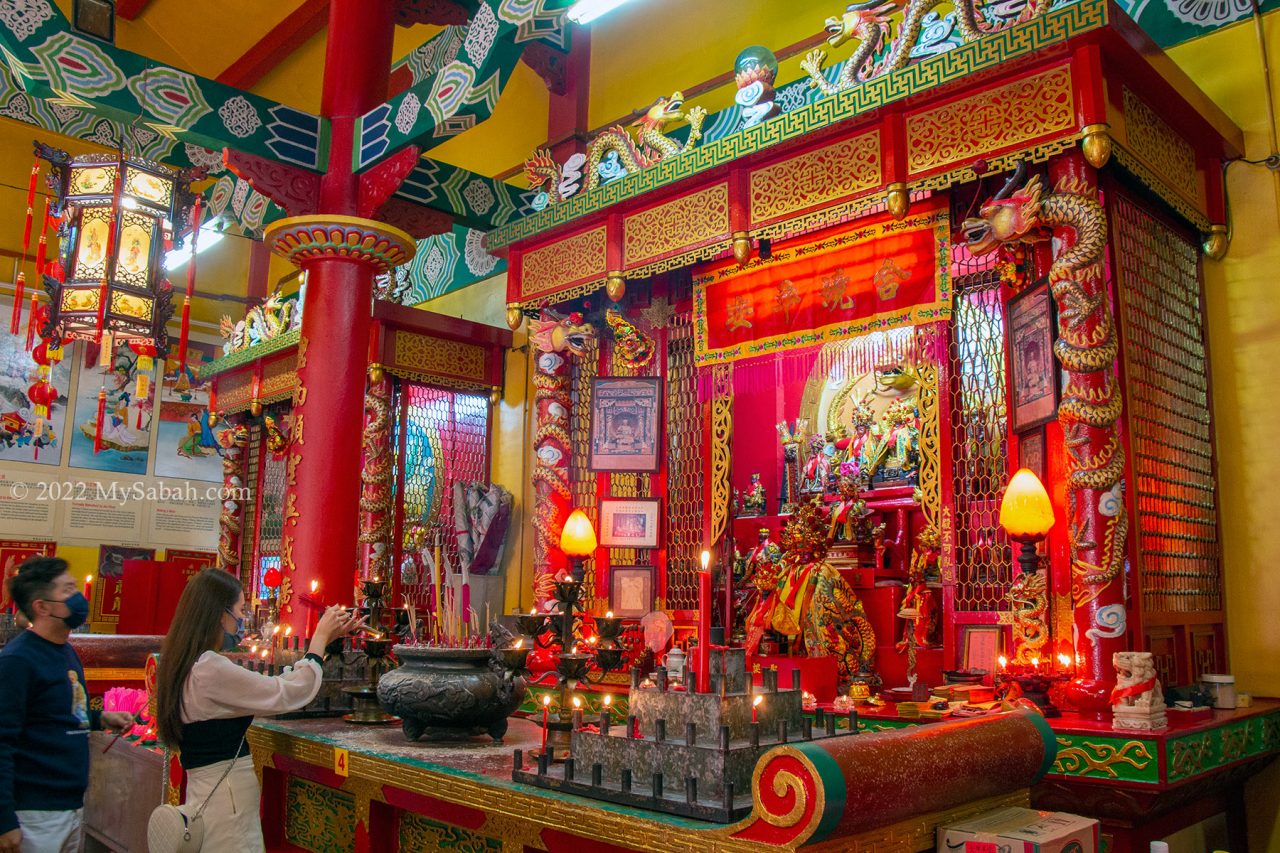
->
[906, 65, 1074, 176]
[1110, 146, 1210, 230]
[915, 361, 941, 532]
[1122, 87, 1200, 205]
[711, 364, 733, 546]
[1053, 737, 1154, 778]
[261, 355, 298, 400]
[217, 371, 253, 412]
[521, 226, 608, 299]
[750, 131, 882, 225]
[623, 183, 731, 268]
[392, 331, 486, 383]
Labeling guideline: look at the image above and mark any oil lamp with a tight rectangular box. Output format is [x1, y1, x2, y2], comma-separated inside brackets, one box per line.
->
[559, 509, 597, 582]
[998, 468, 1055, 574]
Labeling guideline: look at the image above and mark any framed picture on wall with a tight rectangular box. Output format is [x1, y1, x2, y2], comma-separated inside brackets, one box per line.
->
[960, 625, 1002, 676]
[588, 377, 662, 472]
[599, 498, 661, 549]
[1007, 282, 1059, 431]
[1018, 428, 1046, 482]
[609, 565, 655, 618]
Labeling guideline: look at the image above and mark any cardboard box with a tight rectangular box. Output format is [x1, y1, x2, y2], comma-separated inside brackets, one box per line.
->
[938, 806, 1099, 853]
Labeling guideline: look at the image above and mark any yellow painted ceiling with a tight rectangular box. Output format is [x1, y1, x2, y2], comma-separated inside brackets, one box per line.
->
[0, 1, 1271, 332]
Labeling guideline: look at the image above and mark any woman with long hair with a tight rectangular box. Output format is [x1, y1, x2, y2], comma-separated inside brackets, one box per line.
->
[155, 569, 361, 852]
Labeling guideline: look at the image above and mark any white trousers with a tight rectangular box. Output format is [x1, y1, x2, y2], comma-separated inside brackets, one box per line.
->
[182, 758, 264, 853]
[16, 808, 82, 853]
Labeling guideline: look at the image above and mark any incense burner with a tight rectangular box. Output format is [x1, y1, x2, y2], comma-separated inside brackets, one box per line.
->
[378, 646, 526, 742]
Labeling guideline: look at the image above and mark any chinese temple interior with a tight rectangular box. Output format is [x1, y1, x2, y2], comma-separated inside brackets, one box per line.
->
[1, 0, 1279, 851]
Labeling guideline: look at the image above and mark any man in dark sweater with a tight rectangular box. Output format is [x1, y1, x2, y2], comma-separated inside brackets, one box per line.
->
[0, 557, 132, 853]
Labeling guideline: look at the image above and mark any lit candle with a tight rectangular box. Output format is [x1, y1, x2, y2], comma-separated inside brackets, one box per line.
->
[284, 626, 292, 638]
[83, 574, 93, 603]
[1057, 653, 1071, 671]
[541, 694, 551, 753]
[1031, 656, 1040, 671]
[697, 551, 712, 694]
[752, 694, 763, 723]
[514, 638, 524, 650]
[572, 695, 583, 730]
[605, 611, 614, 618]
[602, 693, 612, 723]
[310, 579, 319, 595]
[997, 655, 1007, 672]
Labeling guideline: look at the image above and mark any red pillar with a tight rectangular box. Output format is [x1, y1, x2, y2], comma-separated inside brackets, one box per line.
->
[274, 0, 403, 628]
[1046, 152, 1129, 716]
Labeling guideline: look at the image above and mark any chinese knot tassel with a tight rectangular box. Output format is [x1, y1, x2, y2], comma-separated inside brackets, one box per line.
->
[34, 196, 49, 276]
[20, 160, 37, 251]
[25, 294, 37, 351]
[32, 417, 42, 461]
[93, 386, 106, 454]
[178, 198, 201, 373]
[10, 272, 24, 335]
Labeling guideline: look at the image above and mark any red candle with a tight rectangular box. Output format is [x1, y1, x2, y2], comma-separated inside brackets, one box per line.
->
[83, 574, 93, 607]
[697, 551, 712, 694]
[540, 694, 551, 753]
[752, 694, 762, 723]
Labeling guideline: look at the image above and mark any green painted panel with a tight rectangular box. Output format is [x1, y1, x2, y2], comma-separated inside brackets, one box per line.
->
[285, 777, 355, 853]
[1118, 0, 1280, 48]
[1051, 734, 1160, 784]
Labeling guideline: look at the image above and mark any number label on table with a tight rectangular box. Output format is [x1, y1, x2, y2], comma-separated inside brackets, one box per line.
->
[334, 747, 349, 777]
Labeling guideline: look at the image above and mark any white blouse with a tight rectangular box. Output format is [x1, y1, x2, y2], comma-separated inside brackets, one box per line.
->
[180, 651, 324, 723]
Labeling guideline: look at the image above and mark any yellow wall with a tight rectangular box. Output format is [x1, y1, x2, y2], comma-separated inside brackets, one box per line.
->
[1170, 14, 1280, 853]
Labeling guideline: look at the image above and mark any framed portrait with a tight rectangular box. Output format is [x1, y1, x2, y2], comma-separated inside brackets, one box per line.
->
[960, 625, 1002, 676]
[1018, 428, 1046, 482]
[599, 498, 661, 549]
[609, 565, 655, 618]
[589, 377, 662, 472]
[1007, 282, 1059, 431]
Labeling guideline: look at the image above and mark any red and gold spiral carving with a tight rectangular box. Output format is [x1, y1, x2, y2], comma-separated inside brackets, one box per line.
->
[732, 748, 824, 846]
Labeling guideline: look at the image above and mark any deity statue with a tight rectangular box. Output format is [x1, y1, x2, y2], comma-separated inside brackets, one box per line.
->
[862, 398, 920, 485]
[827, 476, 870, 543]
[744, 501, 876, 690]
[800, 433, 832, 495]
[776, 420, 807, 514]
[741, 472, 767, 516]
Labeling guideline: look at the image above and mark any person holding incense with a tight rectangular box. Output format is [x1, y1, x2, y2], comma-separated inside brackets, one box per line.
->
[154, 569, 363, 852]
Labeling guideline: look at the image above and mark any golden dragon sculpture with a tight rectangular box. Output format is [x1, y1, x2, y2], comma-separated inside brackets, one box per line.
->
[359, 379, 394, 580]
[529, 311, 596, 608]
[963, 162, 1127, 608]
[215, 421, 250, 571]
[801, 0, 1052, 96]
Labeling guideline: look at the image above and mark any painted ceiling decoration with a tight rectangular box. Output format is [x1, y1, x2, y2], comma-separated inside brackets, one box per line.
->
[1118, 0, 1279, 47]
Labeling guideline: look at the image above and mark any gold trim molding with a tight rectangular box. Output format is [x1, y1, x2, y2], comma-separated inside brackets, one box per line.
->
[750, 132, 882, 226]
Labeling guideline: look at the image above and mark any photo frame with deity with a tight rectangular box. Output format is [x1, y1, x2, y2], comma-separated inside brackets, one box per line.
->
[598, 498, 661, 549]
[1007, 282, 1059, 432]
[609, 565, 655, 618]
[1017, 427, 1047, 483]
[588, 377, 661, 472]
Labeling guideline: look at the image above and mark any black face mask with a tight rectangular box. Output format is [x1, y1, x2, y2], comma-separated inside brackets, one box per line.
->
[41, 593, 90, 630]
[222, 609, 244, 651]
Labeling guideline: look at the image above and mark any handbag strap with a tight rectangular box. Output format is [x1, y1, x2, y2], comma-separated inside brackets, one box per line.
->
[192, 735, 247, 820]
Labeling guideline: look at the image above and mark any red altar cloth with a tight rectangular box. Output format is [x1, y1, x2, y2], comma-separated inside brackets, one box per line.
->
[747, 654, 838, 702]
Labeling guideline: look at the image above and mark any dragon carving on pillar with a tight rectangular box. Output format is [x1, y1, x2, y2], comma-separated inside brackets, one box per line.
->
[215, 421, 250, 572]
[359, 377, 394, 582]
[801, 0, 1051, 95]
[530, 312, 596, 609]
[963, 161, 1128, 703]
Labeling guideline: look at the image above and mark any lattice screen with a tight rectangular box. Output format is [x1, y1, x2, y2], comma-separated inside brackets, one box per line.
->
[665, 311, 702, 610]
[1111, 195, 1222, 614]
[394, 381, 491, 598]
[949, 250, 1013, 612]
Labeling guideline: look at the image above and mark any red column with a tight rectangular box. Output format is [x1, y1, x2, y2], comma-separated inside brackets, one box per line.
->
[277, 0, 398, 628]
[1046, 152, 1129, 716]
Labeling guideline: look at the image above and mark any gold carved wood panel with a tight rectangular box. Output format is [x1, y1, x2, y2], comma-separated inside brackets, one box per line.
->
[260, 355, 298, 403]
[392, 331, 487, 385]
[906, 65, 1074, 177]
[623, 182, 730, 269]
[520, 226, 608, 299]
[217, 371, 253, 412]
[1120, 87, 1202, 208]
[749, 131, 882, 226]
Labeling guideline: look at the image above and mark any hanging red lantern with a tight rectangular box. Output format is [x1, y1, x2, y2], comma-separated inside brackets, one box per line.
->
[27, 378, 57, 419]
[263, 566, 283, 589]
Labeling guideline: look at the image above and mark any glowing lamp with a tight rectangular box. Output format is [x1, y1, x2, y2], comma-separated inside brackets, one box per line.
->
[262, 566, 283, 588]
[999, 468, 1055, 580]
[559, 508, 597, 582]
[38, 143, 189, 353]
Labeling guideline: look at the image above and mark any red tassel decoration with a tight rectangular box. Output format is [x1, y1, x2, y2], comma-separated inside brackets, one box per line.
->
[10, 272, 24, 336]
[94, 385, 107, 454]
[25, 294, 38, 351]
[34, 196, 49, 276]
[178, 197, 201, 374]
[21, 160, 37, 251]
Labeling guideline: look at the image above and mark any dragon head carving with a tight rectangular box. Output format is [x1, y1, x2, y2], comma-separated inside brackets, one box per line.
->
[962, 162, 1048, 256]
[634, 91, 688, 130]
[524, 148, 561, 196]
[530, 310, 595, 357]
[824, 1, 898, 47]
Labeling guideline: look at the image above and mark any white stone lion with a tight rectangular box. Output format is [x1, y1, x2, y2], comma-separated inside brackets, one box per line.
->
[1111, 651, 1167, 731]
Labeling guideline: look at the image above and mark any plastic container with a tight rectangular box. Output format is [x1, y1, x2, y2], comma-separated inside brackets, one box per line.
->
[1200, 673, 1236, 710]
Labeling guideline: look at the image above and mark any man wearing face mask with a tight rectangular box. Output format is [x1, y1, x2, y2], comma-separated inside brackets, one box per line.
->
[0, 557, 134, 853]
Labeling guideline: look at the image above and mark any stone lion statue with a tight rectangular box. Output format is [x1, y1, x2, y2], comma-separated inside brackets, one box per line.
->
[1110, 651, 1167, 731]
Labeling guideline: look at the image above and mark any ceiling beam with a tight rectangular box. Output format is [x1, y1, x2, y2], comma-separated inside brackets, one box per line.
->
[216, 0, 330, 91]
[115, 0, 153, 21]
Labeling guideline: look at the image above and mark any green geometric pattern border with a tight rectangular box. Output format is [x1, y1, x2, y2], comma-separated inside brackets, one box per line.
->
[485, 0, 1109, 251]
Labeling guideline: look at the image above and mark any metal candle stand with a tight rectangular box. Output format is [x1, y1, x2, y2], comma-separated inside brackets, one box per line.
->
[515, 576, 624, 761]
[343, 579, 399, 724]
[512, 647, 860, 823]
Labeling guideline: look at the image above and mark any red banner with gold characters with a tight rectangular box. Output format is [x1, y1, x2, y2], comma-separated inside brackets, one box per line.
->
[1, 540, 56, 610]
[693, 201, 951, 366]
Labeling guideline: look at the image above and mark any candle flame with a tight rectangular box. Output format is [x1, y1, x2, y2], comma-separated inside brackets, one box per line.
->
[260, 649, 269, 659]
[572, 696, 582, 709]
[542, 694, 552, 706]
[603, 694, 612, 707]
[753, 695, 763, 707]
[285, 626, 293, 637]
[1031, 656, 1040, 667]
[85, 575, 93, 583]
[571, 644, 578, 654]
[1057, 653, 1071, 667]
[272, 626, 280, 636]
[310, 580, 319, 594]
[530, 607, 537, 616]
[250, 644, 258, 653]
[605, 611, 614, 619]
[514, 639, 524, 649]
[998, 655, 1007, 670]
[587, 635, 598, 645]
[700, 550, 711, 572]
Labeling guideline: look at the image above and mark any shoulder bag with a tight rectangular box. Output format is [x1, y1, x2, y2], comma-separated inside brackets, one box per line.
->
[146, 736, 245, 853]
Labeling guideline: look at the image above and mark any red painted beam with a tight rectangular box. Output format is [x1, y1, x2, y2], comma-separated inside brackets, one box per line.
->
[216, 0, 329, 90]
[115, 0, 152, 21]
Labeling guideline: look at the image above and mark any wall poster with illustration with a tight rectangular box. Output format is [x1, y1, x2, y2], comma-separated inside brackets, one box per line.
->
[589, 377, 661, 472]
[1007, 282, 1059, 432]
[1018, 427, 1046, 482]
[154, 342, 229, 482]
[0, 313, 73, 466]
[68, 340, 156, 475]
